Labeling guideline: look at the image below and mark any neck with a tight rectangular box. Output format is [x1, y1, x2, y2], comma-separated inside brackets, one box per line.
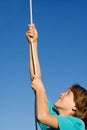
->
[58, 108, 72, 116]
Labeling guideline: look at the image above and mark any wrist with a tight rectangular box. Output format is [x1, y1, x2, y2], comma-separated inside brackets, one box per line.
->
[36, 88, 46, 97]
[36, 85, 45, 93]
[30, 40, 38, 44]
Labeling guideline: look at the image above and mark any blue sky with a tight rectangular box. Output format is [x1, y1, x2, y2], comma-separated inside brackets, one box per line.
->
[0, 0, 87, 130]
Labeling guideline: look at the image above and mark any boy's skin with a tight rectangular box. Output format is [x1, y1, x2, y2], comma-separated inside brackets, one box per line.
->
[26, 24, 77, 129]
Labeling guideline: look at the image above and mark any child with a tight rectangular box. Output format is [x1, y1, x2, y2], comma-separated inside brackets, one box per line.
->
[26, 24, 87, 130]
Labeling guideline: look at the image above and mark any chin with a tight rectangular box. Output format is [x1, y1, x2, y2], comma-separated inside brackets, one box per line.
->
[54, 102, 58, 107]
[54, 100, 61, 107]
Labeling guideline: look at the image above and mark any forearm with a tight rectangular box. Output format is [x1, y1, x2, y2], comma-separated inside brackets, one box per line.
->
[36, 87, 49, 118]
[29, 42, 41, 80]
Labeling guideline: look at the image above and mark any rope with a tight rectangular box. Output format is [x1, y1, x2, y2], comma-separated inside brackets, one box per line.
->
[29, 0, 37, 76]
[29, 0, 38, 130]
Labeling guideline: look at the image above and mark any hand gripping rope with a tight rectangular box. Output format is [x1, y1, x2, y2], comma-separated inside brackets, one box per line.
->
[29, 0, 38, 130]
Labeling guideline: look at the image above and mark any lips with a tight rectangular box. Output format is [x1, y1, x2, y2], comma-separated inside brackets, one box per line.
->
[58, 97, 62, 101]
[58, 99, 61, 101]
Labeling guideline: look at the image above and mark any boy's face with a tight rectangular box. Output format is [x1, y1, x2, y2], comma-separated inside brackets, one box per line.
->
[54, 89, 76, 115]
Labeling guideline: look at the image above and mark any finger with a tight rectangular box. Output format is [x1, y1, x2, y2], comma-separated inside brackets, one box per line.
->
[31, 83, 34, 88]
[32, 78, 36, 84]
[33, 75, 38, 80]
[31, 83, 35, 89]
[28, 24, 35, 29]
[31, 84, 35, 91]
[26, 31, 33, 38]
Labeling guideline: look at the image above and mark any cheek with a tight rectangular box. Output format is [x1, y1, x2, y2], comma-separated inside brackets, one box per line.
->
[54, 97, 74, 108]
[60, 97, 72, 107]
[62, 97, 75, 108]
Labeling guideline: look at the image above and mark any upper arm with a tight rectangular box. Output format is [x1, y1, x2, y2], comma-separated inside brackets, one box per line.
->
[38, 113, 58, 129]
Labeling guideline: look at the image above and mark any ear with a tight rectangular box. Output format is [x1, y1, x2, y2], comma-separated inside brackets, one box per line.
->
[72, 106, 77, 112]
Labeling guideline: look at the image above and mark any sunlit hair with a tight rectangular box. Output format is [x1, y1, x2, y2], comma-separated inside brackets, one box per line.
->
[69, 84, 87, 128]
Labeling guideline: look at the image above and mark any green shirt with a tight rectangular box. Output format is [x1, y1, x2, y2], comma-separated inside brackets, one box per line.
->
[38, 101, 85, 130]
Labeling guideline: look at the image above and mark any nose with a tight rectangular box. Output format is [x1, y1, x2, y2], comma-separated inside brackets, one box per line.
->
[60, 92, 66, 98]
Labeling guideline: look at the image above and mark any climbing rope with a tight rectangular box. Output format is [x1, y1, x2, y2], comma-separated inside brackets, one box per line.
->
[29, 0, 37, 75]
[29, 0, 38, 130]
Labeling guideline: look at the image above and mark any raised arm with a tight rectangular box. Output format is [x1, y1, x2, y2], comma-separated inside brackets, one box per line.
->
[26, 24, 58, 129]
[26, 24, 41, 80]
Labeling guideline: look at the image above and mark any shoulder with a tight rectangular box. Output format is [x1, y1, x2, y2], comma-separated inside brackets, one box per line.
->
[56, 116, 85, 130]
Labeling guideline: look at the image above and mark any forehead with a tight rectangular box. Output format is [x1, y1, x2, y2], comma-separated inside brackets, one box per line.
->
[66, 89, 74, 95]
[66, 88, 72, 92]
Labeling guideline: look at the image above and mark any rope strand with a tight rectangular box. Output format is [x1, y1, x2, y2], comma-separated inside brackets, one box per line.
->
[29, 0, 38, 130]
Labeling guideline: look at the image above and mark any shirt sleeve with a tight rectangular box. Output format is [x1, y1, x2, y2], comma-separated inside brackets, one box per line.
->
[55, 115, 85, 130]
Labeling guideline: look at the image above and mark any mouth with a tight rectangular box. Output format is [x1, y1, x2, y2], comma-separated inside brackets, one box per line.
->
[58, 97, 62, 101]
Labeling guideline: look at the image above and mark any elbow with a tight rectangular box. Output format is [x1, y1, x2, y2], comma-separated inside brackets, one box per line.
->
[37, 113, 48, 123]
